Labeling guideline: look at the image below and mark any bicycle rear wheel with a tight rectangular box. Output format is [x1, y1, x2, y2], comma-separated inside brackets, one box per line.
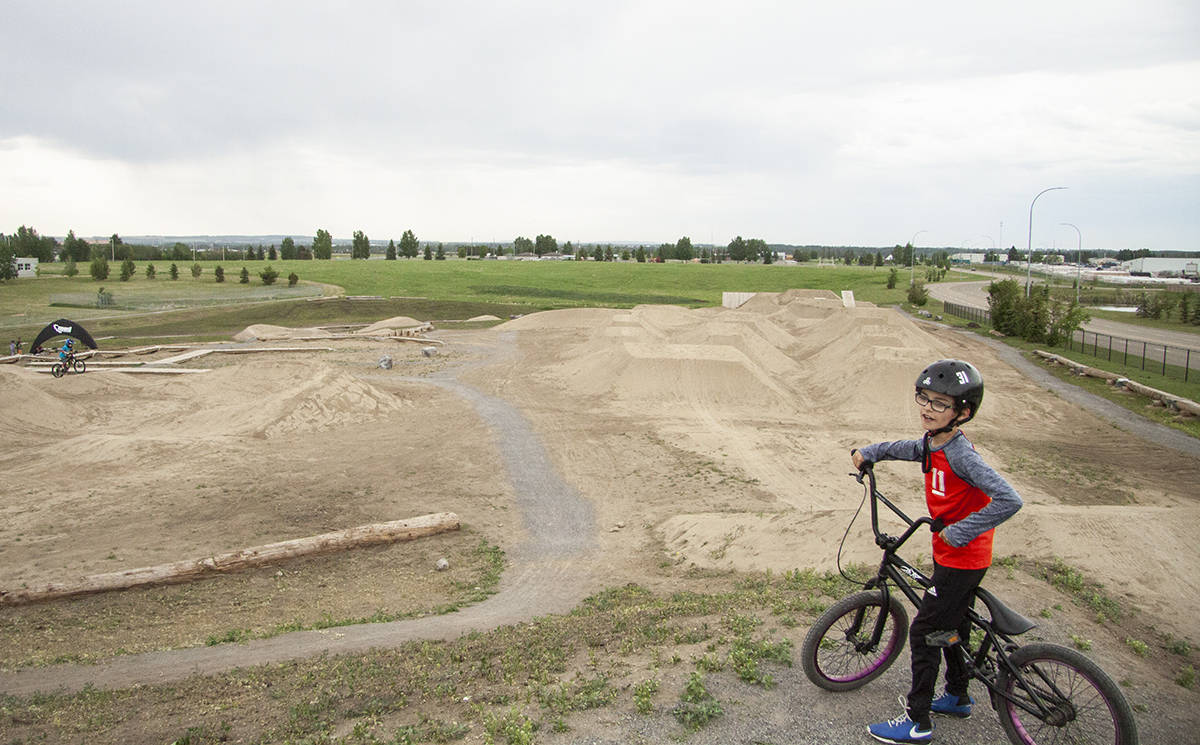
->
[801, 590, 909, 691]
[997, 642, 1138, 745]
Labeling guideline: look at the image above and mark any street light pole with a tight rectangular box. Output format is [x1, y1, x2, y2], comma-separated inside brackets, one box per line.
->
[1061, 222, 1082, 305]
[909, 229, 928, 285]
[1026, 187, 1067, 296]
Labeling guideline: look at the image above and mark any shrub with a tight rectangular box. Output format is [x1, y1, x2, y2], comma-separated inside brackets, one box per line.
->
[119, 257, 135, 281]
[169, 263, 179, 280]
[239, 266, 250, 284]
[288, 272, 299, 287]
[887, 267, 898, 289]
[907, 279, 929, 306]
[145, 263, 156, 279]
[214, 265, 225, 283]
[259, 265, 279, 285]
[64, 257, 78, 277]
[191, 262, 202, 278]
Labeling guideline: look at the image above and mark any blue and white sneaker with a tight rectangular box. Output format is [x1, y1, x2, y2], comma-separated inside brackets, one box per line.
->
[930, 691, 973, 718]
[867, 707, 933, 744]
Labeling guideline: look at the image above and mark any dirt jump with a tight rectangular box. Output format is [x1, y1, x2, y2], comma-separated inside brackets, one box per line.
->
[1, 290, 1197, 742]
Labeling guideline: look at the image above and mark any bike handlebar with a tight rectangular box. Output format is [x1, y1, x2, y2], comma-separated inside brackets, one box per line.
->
[852, 458, 941, 552]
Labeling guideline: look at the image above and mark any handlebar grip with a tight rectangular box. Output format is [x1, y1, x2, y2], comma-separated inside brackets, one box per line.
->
[930, 518, 945, 533]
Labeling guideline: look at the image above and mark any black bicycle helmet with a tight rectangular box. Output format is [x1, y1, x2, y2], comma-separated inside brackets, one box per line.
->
[915, 359, 984, 425]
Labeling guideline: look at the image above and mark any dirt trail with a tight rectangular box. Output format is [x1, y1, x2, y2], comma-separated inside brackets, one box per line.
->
[0, 334, 602, 696]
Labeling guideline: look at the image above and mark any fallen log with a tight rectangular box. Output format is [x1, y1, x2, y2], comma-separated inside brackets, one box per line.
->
[1035, 350, 1200, 416]
[0, 512, 460, 606]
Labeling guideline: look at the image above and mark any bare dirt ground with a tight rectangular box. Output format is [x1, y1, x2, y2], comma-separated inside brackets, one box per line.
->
[1, 292, 1198, 742]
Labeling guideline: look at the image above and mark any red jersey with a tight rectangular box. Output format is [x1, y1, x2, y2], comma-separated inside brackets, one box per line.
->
[925, 447, 994, 569]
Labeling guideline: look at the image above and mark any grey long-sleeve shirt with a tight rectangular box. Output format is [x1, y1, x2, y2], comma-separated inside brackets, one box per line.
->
[858, 431, 1022, 547]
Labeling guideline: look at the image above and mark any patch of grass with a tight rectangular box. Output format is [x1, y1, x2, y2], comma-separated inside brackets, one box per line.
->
[1125, 637, 1149, 657]
[1033, 557, 1125, 623]
[633, 678, 660, 715]
[672, 672, 724, 731]
[1070, 634, 1093, 651]
[1177, 665, 1196, 690]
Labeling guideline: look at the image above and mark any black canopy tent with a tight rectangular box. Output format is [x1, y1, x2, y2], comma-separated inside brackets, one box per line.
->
[29, 319, 98, 353]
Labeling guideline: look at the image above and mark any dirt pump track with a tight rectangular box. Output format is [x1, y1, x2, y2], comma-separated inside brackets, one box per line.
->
[1, 290, 1198, 742]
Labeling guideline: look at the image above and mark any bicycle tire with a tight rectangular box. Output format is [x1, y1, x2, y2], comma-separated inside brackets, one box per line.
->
[72, 358, 86, 374]
[997, 642, 1138, 745]
[801, 590, 909, 691]
[51, 363, 64, 378]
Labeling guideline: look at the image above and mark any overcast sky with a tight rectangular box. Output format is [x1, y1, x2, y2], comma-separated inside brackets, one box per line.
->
[2, 1, 1197, 251]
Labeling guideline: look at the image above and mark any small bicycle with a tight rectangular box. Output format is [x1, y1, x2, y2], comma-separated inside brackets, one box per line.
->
[800, 464, 1138, 745]
[51, 353, 86, 378]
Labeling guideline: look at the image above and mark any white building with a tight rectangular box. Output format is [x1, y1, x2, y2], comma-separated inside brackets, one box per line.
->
[949, 252, 986, 264]
[1122, 257, 1199, 278]
[15, 257, 38, 277]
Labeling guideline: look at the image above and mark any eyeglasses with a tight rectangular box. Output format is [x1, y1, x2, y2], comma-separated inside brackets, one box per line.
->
[915, 391, 953, 413]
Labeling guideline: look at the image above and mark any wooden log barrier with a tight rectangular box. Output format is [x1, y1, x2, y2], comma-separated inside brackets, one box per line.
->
[0, 512, 460, 606]
[1034, 350, 1200, 417]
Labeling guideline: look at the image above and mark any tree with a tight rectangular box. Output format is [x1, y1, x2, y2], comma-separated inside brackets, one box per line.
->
[887, 268, 899, 289]
[280, 237, 297, 261]
[0, 240, 16, 280]
[424, 244, 432, 260]
[62, 230, 89, 262]
[119, 256, 135, 281]
[534, 234, 557, 257]
[746, 238, 768, 264]
[352, 230, 370, 259]
[435, 243, 446, 260]
[239, 266, 250, 283]
[268, 244, 277, 261]
[145, 263, 156, 279]
[191, 262, 202, 278]
[313, 229, 333, 260]
[386, 239, 396, 260]
[636, 246, 646, 263]
[260, 265, 279, 285]
[64, 256, 78, 277]
[675, 236, 694, 261]
[513, 236, 534, 255]
[288, 272, 299, 287]
[728, 236, 747, 262]
[12, 226, 56, 262]
[592, 246, 603, 261]
[214, 265, 225, 282]
[110, 234, 126, 261]
[907, 279, 929, 306]
[400, 229, 420, 258]
[169, 263, 179, 280]
[1006, 247, 1020, 263]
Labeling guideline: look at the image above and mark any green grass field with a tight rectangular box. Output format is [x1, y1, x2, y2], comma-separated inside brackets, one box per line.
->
[4, 260, 937, 342]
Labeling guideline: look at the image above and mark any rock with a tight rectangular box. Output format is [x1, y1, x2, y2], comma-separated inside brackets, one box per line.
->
[378, 355, 393, 369]
[421, 346, 438, 357]
[435, 558, 450, 571]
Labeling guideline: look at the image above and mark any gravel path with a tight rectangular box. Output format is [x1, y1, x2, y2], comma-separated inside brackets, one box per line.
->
[0, 333, 600, 696]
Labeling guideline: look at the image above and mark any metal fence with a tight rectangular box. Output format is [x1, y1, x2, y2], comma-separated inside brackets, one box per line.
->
[941, 301, 1200, 383]
[1067, 329, 1199, 383]
[943, 302, 990, 325]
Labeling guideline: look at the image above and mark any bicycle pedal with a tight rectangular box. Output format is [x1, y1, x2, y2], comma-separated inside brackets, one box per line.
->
[926, 630, 962, 647]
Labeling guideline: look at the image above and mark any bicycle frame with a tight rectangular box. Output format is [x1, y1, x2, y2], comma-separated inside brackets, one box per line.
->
[851, 466, 1081, 723]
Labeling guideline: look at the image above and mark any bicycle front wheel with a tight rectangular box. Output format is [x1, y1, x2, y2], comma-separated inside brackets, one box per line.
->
[51, 363, 64, 378]
[72, 359, 86, 373]
[801, 590, 909, 691]
[997, 642, 1138, 745]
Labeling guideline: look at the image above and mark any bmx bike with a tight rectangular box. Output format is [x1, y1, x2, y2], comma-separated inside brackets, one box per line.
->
[51, 354, 86, 378]
[800, 464, 1138, 745]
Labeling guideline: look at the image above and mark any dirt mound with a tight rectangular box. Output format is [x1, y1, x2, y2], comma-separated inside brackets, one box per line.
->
[355, 316, 425, 335]
[159, 363, 410, 438]
[233, 324, 332, 342]
[467, 315, 501, 322]
[0, 366, 76, 440]
[499, 308, 624, 330]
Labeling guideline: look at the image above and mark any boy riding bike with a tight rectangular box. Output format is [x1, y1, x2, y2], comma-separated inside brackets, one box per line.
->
[851, 359, 1022, 744]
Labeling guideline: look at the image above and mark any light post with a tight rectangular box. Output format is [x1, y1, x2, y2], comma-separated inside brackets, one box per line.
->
[1061, 222, 1082, 304]
[909, 229, 927, 285]
[1026, 186, 1067, 296]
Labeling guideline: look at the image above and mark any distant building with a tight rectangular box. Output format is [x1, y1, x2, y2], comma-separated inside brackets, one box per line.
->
[15, 257, 38, 277]
[1122, 257, 1199, 278]
[949, 252, 986, 264]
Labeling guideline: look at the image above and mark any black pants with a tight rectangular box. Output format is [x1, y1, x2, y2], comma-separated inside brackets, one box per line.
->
[907, 562, 988, 723]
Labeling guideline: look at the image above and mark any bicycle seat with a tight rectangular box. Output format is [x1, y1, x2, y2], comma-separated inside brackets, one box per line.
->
[974, 587, 1037, 636]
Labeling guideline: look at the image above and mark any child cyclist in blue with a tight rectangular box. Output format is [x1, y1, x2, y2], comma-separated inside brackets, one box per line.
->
[851, 359, 1022, 744]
